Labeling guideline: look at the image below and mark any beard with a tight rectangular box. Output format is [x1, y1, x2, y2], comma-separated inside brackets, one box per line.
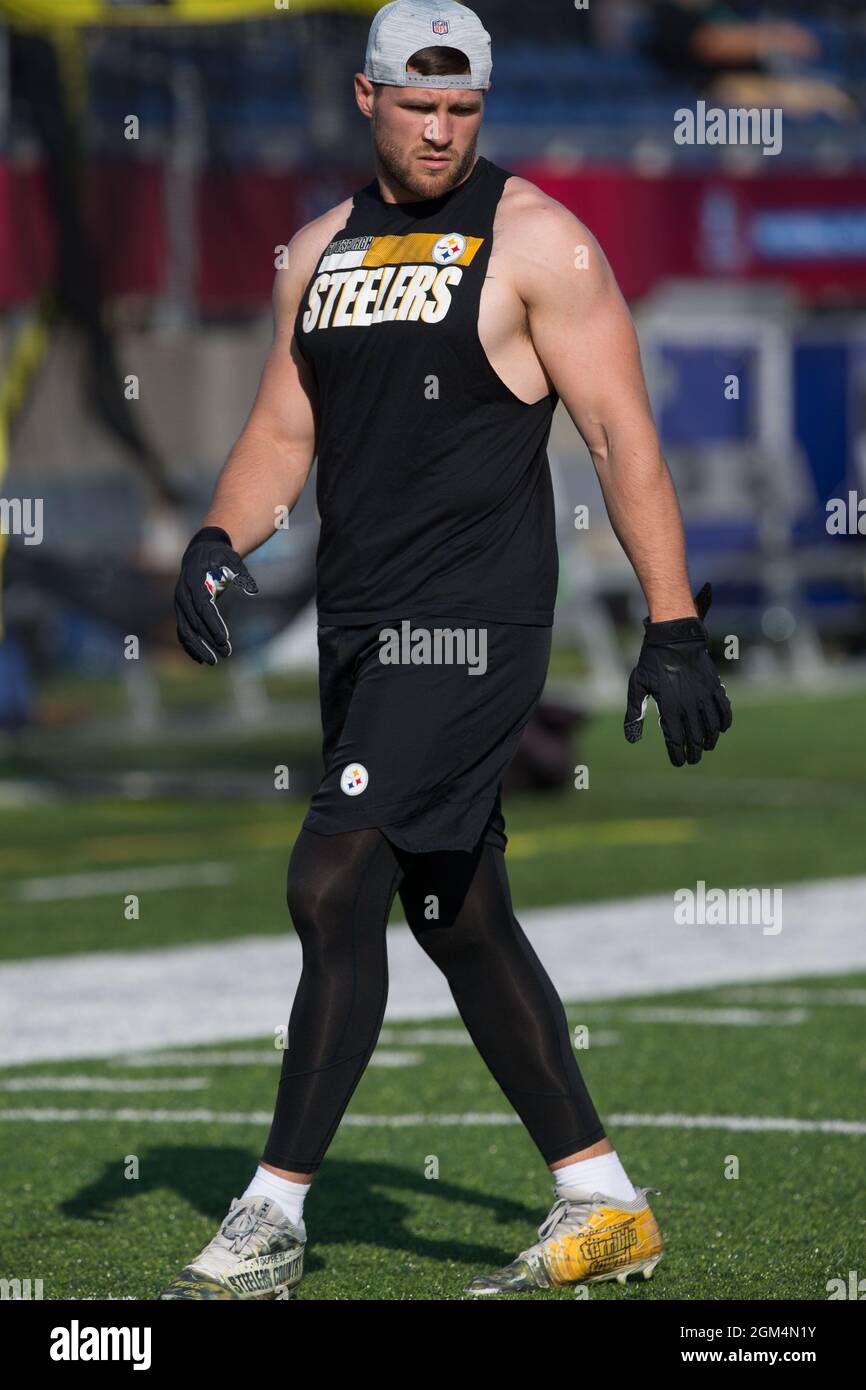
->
[372, 122, 478, 200]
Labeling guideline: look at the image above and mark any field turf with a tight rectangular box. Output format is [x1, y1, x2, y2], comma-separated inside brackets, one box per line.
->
[0, 687, 863, 1299]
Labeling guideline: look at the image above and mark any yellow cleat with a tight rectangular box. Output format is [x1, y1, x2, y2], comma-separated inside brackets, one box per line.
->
[464, 1185, 663, 1295]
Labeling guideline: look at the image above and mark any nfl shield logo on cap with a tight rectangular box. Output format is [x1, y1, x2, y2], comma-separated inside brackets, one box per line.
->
[432, 19, 449, 35]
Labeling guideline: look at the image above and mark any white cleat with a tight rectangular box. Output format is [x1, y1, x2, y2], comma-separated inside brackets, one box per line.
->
[158, 1195, 305, 1300]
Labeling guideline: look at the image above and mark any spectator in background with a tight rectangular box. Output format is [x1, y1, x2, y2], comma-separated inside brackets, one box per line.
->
[644, 0, 856, 119]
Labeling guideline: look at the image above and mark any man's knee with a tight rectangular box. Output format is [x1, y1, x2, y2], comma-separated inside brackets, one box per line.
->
[286, 826, 399, 938]
[286, 832, 350, 936]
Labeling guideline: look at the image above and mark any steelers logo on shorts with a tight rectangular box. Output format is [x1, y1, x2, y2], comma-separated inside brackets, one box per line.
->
[432, 232, 466, 265]
[340, 763, 369, 796]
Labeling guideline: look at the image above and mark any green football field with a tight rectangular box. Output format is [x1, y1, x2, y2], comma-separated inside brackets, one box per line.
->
[1, 686, 864, 1300]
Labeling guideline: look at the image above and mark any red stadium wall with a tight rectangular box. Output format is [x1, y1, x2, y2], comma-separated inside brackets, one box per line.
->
[4, 162, 866, 310]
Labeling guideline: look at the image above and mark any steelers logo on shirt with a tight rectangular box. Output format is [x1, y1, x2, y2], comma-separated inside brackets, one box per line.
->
[340, 763, 369, 796]
[432, 232, 467, 265]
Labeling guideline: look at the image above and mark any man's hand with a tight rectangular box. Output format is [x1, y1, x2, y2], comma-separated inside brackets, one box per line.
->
[174, 526, 258, 665]
[624, 583, 732, 766]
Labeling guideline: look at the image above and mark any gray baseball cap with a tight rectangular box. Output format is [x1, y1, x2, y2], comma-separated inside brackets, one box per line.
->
[364, 0, 492, 91]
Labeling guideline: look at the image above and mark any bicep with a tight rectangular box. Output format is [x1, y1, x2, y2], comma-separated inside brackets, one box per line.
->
[523, 222, 658, 461]
[249, 327, 318, 459]
[241, 265, 318, 464]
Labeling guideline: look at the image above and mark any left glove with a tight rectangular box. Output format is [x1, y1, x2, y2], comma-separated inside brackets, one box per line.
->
[624, 582, 732, 766]
[174, 525, 258, 665]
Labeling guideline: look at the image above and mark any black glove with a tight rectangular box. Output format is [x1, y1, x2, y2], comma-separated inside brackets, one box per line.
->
[624, 582, 732, 766]
[174, 526, 258, 665]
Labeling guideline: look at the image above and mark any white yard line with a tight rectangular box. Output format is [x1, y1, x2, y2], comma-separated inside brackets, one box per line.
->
[114, 1049, 297, 1067]
[10, 863, 233, 902]
[618, 1007, 808, 1026]
[110, 1031, 622, 1067]
[1, 873, 864, 1066]
[0, 1107, 862, 1135]
[0, 1062, 418, 1086]
[0, 1076, 209, 1092]
[717, 987, 866, 1006]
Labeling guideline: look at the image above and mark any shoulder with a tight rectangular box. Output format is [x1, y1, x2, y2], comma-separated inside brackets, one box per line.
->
[497, 175, 588, 241]
[273, 196, 355, 319]
[288, 196, 355, 270]
[495, 174, 613, 298]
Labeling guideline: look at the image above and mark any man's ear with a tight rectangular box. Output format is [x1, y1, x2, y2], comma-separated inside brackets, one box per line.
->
[354, 71, 375, 119]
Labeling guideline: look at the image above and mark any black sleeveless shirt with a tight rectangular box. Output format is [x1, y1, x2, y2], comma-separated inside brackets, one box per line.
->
[293, 155, 559, 626]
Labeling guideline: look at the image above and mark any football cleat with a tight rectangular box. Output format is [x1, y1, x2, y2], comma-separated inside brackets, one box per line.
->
[158, 1195, 305, 1300]
[464, 1185, 663, 1296]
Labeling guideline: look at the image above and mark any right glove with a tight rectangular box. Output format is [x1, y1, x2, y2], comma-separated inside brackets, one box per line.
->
[623, 582, 732, 767]
[174, 526, 258, 665]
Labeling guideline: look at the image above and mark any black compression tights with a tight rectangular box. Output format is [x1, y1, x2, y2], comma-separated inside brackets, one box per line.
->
[262, 826, 606, 1174]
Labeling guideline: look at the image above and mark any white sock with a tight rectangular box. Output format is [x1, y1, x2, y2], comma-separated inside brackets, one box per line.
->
[552, 1151, 637, 1204]
[242, 1165, 311, 1229]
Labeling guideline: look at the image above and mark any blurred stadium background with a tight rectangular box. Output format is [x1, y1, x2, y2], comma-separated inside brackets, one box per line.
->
[0, 0, 864, 1301]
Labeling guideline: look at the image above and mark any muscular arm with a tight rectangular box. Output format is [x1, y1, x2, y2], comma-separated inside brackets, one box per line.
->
[201, 233, 320, 556]
[511, 198, 697, 622]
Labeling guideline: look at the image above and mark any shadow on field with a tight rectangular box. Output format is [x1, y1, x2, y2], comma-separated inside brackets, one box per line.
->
[60, 1145, 541, 1269]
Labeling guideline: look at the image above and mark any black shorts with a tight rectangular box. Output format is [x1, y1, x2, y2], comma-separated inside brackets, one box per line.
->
[303, 617, 552, 854]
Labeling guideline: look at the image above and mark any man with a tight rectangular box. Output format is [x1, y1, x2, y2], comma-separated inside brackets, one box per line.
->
[162, 0, 731, 1300]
